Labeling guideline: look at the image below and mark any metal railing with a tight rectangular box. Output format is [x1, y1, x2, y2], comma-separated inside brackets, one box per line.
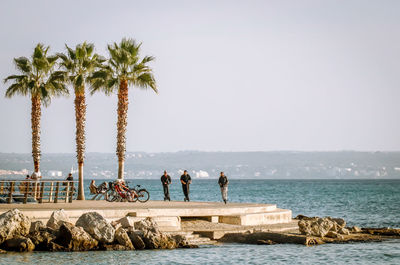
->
[0, 180, 77, 204]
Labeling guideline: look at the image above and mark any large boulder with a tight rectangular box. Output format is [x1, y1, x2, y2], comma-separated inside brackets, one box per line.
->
[134, 218, 176, 249]
[30, 221, 45, 234]
[0, 209, 31, 244]
[114, 227, 134, 250]
[299, 217, 334, 237]
[55, 223, 98, 251]
[119, 216, 135, 228]
[76, 212, 115, 243]
[46, 209, 71, 230]
[127, 231, 146, 250]
[134, 218, 160, 233]
[28, 230, 56, 251]
[2, 236, 35, 252]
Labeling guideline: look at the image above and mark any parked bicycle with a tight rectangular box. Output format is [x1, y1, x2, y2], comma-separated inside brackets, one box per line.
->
[105, 180, 149, 203]
[129, 184, 150, 203]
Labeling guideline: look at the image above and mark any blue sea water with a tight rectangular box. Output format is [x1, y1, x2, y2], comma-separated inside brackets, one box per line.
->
[1, 179, 400, 264]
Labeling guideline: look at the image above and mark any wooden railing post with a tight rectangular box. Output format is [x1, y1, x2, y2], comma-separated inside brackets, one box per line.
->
[69, 181, 74, 203]
[54, 182, 60, 203]
[39, 182, 45, 203]
[49, 182, 54, 202]
[0, 182, 4, 194]
[65, 182, 70, 203]
[23, 181, 30, 204]
[33, 182, 37, 199]
[7, 182, 14, 204]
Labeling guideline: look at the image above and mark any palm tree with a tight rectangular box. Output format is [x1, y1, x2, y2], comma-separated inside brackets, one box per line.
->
[57, 42, 104, 200]
[89, 38, 157, 179]
[4, 44, 68, 174]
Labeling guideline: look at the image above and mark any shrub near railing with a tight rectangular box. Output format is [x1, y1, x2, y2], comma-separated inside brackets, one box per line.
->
[0, 180, 77, 204]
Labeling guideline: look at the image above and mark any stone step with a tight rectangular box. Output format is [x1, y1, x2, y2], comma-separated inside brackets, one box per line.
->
[118, 216, 181, 231]
[128, 204, 277, 218]
[194, 230, 248, 240]
[219, 208, 292, 226]
[187, 236, 217, 245]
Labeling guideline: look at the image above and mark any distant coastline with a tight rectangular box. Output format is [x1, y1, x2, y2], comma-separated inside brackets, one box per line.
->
[1, 151, 399, 180]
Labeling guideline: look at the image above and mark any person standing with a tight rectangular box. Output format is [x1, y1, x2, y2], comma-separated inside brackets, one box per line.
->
[66, 173, 73, 181]
[161, 170, 172, 201]
[218, 172, 229, 204]
[180, 170, 191, 202]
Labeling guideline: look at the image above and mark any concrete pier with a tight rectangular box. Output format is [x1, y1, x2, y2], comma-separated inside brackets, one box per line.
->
[0, 200, 292, 232]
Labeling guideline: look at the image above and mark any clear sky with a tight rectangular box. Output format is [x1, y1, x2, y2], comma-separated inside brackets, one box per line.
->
[0, 0, 399, 153]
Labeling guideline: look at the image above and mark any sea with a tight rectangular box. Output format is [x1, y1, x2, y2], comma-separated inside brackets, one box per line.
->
[1, 179, 400, 265]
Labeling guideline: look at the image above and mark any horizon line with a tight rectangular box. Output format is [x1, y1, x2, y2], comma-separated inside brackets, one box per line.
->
[1, 150, 400, 155]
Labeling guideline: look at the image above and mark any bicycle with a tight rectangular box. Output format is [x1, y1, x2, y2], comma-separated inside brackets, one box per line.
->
[105, 181, 149, 203]
[129, 184, 150, 203]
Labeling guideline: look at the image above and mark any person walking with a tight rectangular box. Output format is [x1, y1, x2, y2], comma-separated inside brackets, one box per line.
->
[161, 170, 172, 201]
[218, 172, 229, 204]
[180, 170, 191, 202]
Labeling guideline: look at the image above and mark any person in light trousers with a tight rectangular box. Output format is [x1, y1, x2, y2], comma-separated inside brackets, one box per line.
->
[218, 172, 229, 204]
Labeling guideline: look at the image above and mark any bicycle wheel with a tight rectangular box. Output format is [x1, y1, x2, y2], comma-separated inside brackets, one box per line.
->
[137, 189, 150, 203]
[105, 191, 114, 202]
[107, 191, 118, 202]
[128, 191, 138, 202]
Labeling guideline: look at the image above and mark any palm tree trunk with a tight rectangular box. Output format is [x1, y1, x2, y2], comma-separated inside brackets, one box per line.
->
[31, 95, 41, 173]
[75, 89, 86, 200]
[116, 80, 129, 179]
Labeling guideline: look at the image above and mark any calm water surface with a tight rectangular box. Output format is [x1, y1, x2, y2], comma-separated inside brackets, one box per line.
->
[2, 179, 399, 264]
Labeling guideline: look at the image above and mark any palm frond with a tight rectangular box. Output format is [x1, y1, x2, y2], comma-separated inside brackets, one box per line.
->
[14, 57, 32, 73]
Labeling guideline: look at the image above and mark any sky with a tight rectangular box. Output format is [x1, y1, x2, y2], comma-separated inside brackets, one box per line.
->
[0, 0, 399, 153]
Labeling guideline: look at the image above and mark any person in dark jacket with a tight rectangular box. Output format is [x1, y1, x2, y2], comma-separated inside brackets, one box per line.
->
[66, 173, 73, 181]
[161, 170, 172, 201]
[218, 172, 229, 204]
[180, 170, 191, 202]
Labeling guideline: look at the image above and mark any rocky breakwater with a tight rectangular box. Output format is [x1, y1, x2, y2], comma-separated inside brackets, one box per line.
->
[295, 215, 400, 244]
[0, 209, 196, 253]
[218, 215, 400, 246]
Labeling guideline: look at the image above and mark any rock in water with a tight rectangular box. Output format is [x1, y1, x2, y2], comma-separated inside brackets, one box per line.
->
[349, 226, 362, 233]
[257, 239, 276, 245]
[46, 209, 71, 230]
[328, 217, 346, 228]
[325, 231, 339, 238]
[114, 227, 134, 250]
[338, 227, 350, 235]
[2, 236, 35, 252]
[76, 212, 115, 243]
[299, 217, 346, 237]
[55, 223, 98, 251]
[0, 209, 31, 244]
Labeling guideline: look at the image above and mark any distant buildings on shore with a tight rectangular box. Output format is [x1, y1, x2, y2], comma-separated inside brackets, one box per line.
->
[1, 151, 400, 179]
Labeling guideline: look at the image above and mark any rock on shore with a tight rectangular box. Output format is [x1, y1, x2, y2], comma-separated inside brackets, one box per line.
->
[0, 209, 195, 253]
[76, 212, 115, 244]
[0, 209, 31, 244]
